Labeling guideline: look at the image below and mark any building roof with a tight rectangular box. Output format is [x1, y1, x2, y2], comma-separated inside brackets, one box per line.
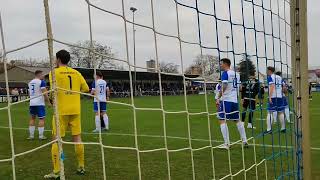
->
[16, 66, 51, 75]
[72, 67, 199, 82]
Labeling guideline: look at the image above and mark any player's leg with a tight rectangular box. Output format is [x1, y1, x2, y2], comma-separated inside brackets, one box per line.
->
[93, 102, 101, 132]
[73, 134, 85, 174]
[241, 99, 248, 123]
[37, 106, 47, 140]
[70, 115, 85, 174]
[101, 102, 108, 130]
[232, 102, 248, 145]
[266, 99, 274, 133]
[218, 101, 230, 149]
[278, 111, 286, 132]
[38, 118, 46, 140]
[45, 116, 66, 179]
[28, 106, 36, 139]
[277, 98, 286, 132]
[272, 110, 278, 124]
[275, 98, 286, 132]
[247, 100, 256, 129]
[285, 106, 290, 122]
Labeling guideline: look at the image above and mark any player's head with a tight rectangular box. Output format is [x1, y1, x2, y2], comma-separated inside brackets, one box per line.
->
[96, 71, 103, 79]
[275, 71, 282, 77]
[220, 58, 231, 71]
[56, 49, 70, 66]
[267, 66, 275, 75]
[35, 70, 43, 79]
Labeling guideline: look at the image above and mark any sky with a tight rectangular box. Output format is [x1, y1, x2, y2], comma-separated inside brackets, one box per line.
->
[0, 0, 318, 74]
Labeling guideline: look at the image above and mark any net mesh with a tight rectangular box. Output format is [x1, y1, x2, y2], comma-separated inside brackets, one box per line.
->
[0, 0, 299, 179]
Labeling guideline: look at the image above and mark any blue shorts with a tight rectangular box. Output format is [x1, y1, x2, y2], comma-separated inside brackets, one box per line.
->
[268, 98, 285, 112]
[94, 102, 107, 112]
[218, 101, 240, 120]
[282, 97, 288, 107]
[29, 106, 46, 119]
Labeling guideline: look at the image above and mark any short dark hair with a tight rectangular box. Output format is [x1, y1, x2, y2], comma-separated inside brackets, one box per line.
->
[267, 66, 275, 73]
[275, 71, 282, 76]
[96, 71, 103, 78]
[220, 58, 231, 67]
[56, 49, 70, 65]
[35, 70, 43, 76]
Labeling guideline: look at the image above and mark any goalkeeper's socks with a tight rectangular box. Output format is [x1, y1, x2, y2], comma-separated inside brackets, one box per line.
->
[95, 116, 101, 130]
[51, 143, 60, 174]
[103, 114, 109, 130]
[220, 123, 230, 145]
[29, 126, 35, 138]
[38, 127, 44, 138]
[75, 144, 85, 169]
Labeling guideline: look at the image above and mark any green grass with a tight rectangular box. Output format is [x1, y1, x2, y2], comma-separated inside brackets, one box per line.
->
[0, 93, 319, 180]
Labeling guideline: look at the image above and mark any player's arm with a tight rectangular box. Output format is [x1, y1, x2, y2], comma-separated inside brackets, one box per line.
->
[40, 80, 51, 106]
[282, 81, 288, 95]
[219, 71, 228, 99]
[91, 81, 96, 95]
[79, 73, 90, 93]
[267, 76, 274, 103]
[106, 86, 110, 101]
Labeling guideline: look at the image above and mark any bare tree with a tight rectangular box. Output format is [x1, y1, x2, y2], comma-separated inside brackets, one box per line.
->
[185, 54, 219, 76]
[159, 61, 179, 73]
[69, 40, 122, 70]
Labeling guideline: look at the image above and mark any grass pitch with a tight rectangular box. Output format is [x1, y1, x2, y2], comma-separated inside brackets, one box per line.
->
[0, 93, 319, 180]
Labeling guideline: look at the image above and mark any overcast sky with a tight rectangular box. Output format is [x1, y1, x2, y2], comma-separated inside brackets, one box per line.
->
[0, 0, 319, 74]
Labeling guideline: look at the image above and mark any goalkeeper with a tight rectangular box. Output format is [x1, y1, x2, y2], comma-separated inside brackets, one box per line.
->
[45, 50, 89, 179]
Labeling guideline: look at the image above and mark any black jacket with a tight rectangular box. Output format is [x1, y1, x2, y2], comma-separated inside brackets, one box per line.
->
[241, 79, 261, 100]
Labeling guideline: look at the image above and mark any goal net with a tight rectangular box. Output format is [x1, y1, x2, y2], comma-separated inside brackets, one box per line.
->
[0, 0, 300, 179]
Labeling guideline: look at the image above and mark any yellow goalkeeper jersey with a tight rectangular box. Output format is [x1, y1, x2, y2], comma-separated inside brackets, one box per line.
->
[49, 66, 89, 115]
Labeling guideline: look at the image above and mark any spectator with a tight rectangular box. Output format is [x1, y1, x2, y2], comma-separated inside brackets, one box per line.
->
[11, 88, 19, 102]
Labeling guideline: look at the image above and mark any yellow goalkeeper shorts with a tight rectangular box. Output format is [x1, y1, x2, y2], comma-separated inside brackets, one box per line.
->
[52, 114, 81, 137]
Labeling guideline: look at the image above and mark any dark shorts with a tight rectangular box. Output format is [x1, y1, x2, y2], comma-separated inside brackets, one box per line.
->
[29, 106, 46, 119]
[218, 101, 240, 120]
[94, 102, 107, 112]
[268, 98, 285, 112]
[282, 97, 288, 107]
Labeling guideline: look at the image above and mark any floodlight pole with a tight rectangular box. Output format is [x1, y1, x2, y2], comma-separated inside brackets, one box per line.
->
[130, 7, 137, 96]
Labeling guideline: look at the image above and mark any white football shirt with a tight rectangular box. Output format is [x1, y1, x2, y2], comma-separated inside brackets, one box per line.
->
[92, 79, 107, 102]
[28, 79, 46, 106]
[267, 74, 283, 98]
[221, 70, 240, 103]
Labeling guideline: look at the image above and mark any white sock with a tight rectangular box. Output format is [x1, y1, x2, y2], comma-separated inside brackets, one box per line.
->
[285, 107, 290, 122]
[279, 113, 286, 130]
[237, 121, 247, 143]
[266, 113, 272, 131]
[95, 116, 101, 130]
[220, 123, 230, 145]
[103, 114, 109, 129]
[29, 126, 35, 137]
[38, 127, 44, 138]
[272, 111, 278, 124]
